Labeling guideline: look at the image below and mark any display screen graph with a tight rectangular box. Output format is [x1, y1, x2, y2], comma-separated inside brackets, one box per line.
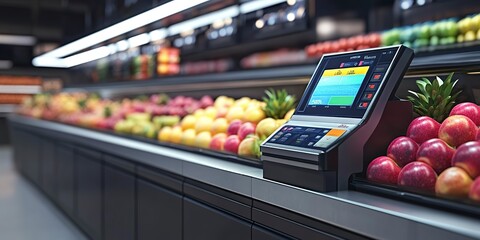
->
[308, 66, 369, 106]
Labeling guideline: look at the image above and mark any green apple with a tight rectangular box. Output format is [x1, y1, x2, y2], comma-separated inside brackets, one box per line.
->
[457, 34, 465, 43]
[401, 28, 415, 43]
[413, 38, 429, 48]
[418, 25, 430, 39]
[430, 22, 440, 36]
[430, 36, 439, 46]
[444, 21, 458, 38]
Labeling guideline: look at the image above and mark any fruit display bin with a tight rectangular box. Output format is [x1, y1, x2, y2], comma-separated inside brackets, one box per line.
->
[31, 53, 480, 222]
[351, 176, 480, 218]
[8, 114, 480, 240]
[71, 121, 263, 168]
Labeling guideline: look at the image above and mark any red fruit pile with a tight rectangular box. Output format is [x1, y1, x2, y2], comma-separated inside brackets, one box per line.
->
[305, 33, 381, 58]
[367, 102, 480, 202]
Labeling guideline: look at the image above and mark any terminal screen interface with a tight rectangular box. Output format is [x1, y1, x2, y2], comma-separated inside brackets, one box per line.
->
[296, 46, 400, 118]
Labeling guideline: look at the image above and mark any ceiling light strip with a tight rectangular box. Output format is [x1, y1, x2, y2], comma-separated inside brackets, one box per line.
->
[0, 34, 36, 46]
[239, 0, 287, 14]
[39, 0, 210, 59]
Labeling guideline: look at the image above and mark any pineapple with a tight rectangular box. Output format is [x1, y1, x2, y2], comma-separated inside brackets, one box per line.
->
[262, 89, 296, 119]
[407, 72, 461, 122]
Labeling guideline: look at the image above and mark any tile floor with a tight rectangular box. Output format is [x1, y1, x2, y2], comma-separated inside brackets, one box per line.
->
[0, 145, 87, 240]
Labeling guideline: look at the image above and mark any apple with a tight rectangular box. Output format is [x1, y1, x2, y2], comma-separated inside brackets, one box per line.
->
[170, 126, 183, 143]
[158, 126, 172, 142]
[211, 118, 229, 135]
[238, 136, 261, 158]
[417, 138, 455, 174]
[204, 106, 217, 119]
[194, 116, 214, 133]
[238, 122, 256, 140]
[477, 128, 480, 141]
[406, 116, 440, 144]
[216, 107, 229, 118]
[398, 162, 437, 192]
[200, 95, 214, 108]
[242, 106, 266, 124]
[452, 141, 480, 178]
[224, 135, 241, 153]
[227, 120, 242, 136]
[469, 177, 480, 201]
[435, 167, 473, 198]
[194, 131, 212, 149]
[226, 106, 245, 122]
[450, 102, 480, 126]
[181, 129, 196, 146]
[439, 115, 477, 147]
[387, 136, 419, 167]
[366, 156, 401, 185]
[255, 118, 278, 139]
[209, 133, 227, 151]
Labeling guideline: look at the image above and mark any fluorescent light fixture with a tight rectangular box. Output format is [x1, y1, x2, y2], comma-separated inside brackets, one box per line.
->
[0, 60, 13, 69]
[239, 0, 286, 14]
[149, 28, 168, 42]
[43, 0, 209, 58]
[63, 46, 111, 68]
[116, 40, 129, 52]
[0, 34, 36, 46]
[107, 44, 117, 55]
[128, 33, 150, 48]
[168, 5, 239, 35]
[33, 0, 210, 67]
[32, 57, 67, 68]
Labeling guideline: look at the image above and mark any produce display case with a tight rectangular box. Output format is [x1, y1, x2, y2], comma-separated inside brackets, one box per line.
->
[42, 49, 480, 217]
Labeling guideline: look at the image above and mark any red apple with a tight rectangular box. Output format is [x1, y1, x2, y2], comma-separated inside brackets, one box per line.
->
[366, 156, 401, 185]
[438, 115, 477, 147]
[398, 161, 437, 192]
[477, 128, 480, 141]
[417, 138, 455, 174]
[450, 102, 480, 126]
[209, 133, 227, 151]
[200, 95, 214, 108]
[469, 177, 480, 201]
[452, 141, 480, 178]
[238, 122, 255, 140]
[387, 136, 419, 167]
[224, 135, 241, 153]
[435, 167, 473, 198]
[406, 116, 440, 144]
[227, 120, 242, 136]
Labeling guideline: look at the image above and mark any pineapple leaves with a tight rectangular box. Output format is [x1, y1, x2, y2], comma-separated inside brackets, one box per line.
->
[407, 72, 462, 122]
[263, 89, 297, 119]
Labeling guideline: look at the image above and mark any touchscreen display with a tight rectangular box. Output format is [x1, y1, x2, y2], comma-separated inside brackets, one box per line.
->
[308, 66, 369, 107]
[296, 46, 400, 118]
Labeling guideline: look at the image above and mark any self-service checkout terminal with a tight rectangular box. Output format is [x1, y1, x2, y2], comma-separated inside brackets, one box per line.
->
[261, 45, 414, 192]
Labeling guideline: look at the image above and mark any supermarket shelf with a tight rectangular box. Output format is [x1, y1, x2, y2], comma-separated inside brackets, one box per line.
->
[64, 50, 480, 94]
[65, 65, 315, 97]
[9, 114, 480, 240]
[0, 85, 41, 94]
[0, 104, 16, 113]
